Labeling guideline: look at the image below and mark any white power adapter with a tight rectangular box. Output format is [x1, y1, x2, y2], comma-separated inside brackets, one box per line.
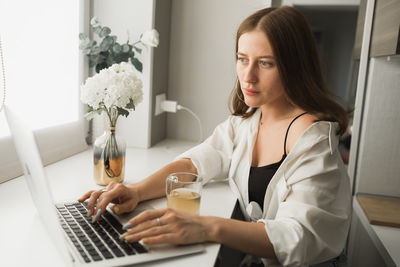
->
[162, 100, 178, 113]
[154, 93, 203, 142]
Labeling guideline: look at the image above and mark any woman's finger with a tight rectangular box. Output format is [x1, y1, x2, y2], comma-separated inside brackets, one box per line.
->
[122, 224, 170, 243]
[123, 217, 164, 236]
[77, 190, 95, 203]
[87, 190, 103, 217]
[112, 199, 135, 215]
[123, 209, 168, 230]
[140, 233, 180, 245]
[93, 186, 123, 219]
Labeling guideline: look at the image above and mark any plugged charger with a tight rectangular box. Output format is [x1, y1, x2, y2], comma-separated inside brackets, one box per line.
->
[154, 93, 203, 142]
[155, 93, 178, 115]
[162, 100, 177, 113]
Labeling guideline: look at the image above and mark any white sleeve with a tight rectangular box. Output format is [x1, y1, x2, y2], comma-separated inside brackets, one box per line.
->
[259, 134, 351, 266]
[174, 116, 235, 185]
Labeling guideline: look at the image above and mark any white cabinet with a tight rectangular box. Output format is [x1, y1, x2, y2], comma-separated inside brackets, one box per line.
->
[345, 0, 400, 265]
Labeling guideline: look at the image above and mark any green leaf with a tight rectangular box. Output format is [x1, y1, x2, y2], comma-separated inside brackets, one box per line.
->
[83, 48, 91, 55]
[121, 43, 130, 53]
[96, 61, 109, 73]
[91, 46, 101, 55]
[100, 36, 114, 52]
[106, 54, 114, 66]
[131, 57, 143, 72]
[117, 107, 130, 117]
[79, 38, 90, 50]
[84, 107, 104, 120]
[133, 46, 142, 54]
[112, 43, 122, 53]
[89, 54, 98, 61]
[93, 26, 102, 35]
[99, 26, 111, 38]
[79, 33, 88, 40]
[125, 98, 135, 110]
[114, 52, 129, 64]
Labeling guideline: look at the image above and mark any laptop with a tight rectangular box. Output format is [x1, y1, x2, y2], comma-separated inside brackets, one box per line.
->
[4, 105, 204, 267]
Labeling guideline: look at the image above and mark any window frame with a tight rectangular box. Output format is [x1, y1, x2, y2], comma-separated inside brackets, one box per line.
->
[0, 1, 90, 183]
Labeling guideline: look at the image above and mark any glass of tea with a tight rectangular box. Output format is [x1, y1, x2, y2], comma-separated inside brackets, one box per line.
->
[166, 172, 202, 215]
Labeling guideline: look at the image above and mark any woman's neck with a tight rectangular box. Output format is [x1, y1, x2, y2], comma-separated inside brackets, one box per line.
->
[259, 97, 302, 124]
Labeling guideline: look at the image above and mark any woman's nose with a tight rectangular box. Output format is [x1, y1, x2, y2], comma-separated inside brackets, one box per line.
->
[243, 64, 257, 83]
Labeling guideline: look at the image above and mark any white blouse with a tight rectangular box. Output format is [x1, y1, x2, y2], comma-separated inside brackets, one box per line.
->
[175, 109, 351, 266]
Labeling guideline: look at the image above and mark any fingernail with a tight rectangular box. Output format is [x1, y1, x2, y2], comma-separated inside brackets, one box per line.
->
[140, 238, 148, 245]
[122, 222, 131, 230]
[92, 209, 101, 223]
[113, 206, 120, 214]
[87, 210, 92, 217]
[125, 235, 134, 242]
[119, 233, 127, 240]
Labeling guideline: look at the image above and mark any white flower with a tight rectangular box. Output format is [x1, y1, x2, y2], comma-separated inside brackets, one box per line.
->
[90, 17, 100, 27]
[140, 29, 159, 47]
[80, 62, 143, 117]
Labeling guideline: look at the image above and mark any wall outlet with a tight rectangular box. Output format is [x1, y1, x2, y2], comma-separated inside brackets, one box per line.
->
[155, 93, 166, 116]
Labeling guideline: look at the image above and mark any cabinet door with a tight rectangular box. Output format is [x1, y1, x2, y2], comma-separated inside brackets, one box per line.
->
[354, 0, 368, 59]
[347, 212, 387, 267]
[370, 0, 400, 57]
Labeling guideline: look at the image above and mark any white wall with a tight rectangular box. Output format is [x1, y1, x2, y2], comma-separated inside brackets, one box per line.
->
[92, 0, 155, 148]
[166, 0, 268, 142]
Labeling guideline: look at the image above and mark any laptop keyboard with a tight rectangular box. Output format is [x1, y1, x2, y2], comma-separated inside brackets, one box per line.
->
[56, 201, 148, 263]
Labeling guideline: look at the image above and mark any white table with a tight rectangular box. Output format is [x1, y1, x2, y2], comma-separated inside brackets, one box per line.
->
[352, 197, 400, 267]
[0, 139, 237, 267]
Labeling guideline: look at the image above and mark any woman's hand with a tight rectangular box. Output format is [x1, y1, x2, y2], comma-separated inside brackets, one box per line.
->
[120, 208, 217, 246]
[77, 181, 141, 221]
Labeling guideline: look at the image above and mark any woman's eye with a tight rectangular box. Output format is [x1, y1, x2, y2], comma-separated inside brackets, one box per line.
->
[260, 61, 272, 67]
[237, 57, 248, 63]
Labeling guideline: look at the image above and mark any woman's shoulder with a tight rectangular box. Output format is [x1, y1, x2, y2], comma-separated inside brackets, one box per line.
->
[286, 113, 332, 154]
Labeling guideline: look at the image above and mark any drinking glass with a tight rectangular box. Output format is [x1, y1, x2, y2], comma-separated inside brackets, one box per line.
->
[166, 172, 202, 215]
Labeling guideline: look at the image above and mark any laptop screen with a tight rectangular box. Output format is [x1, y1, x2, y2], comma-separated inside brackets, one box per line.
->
[4, 106, 73, 265]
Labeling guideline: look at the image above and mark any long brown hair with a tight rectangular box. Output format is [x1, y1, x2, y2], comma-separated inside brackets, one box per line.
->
[229, 6, 349, 135]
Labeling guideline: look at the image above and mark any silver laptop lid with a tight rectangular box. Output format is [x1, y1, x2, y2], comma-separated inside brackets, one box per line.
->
[4, 105, 73, 266]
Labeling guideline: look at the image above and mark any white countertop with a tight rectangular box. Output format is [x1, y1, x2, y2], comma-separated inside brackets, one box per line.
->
[0, 139, 237, 267]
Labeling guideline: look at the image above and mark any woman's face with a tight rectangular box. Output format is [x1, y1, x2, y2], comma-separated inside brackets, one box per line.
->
[236, 30, 286, 108]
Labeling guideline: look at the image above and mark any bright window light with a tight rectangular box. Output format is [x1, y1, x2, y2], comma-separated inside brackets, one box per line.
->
[0, 0, 80, 137]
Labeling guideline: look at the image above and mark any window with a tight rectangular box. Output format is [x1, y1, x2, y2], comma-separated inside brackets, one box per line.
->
[0, 0, 89, 182]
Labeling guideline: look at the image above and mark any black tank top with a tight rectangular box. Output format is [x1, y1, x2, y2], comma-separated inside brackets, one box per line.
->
[248, 112, 307, 209]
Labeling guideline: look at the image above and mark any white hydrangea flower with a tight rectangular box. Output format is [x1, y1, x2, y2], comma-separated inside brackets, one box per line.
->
[80, 62, 143, 117]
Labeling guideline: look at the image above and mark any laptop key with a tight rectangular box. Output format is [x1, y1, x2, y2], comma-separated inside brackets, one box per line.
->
[82, 240, 91, 247]
[130, 242, 148, 254]
[82, 255, 91, 263]
[120, 243, 136, 255]
[103, 212, 124, 234]
[102, 250, 114, 259]
[92, 255, 102, 261]
[88, 248, 99, 257]
[112, 248, 125, 257]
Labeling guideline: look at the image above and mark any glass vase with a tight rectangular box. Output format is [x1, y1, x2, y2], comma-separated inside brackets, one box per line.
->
[93, 126, 126, 186]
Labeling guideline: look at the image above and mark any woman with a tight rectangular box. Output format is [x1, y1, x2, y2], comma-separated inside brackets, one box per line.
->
[79, 6, 351, 266]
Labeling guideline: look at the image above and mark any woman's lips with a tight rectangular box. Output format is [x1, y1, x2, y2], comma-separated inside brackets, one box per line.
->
[243, 89, 259, 96]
